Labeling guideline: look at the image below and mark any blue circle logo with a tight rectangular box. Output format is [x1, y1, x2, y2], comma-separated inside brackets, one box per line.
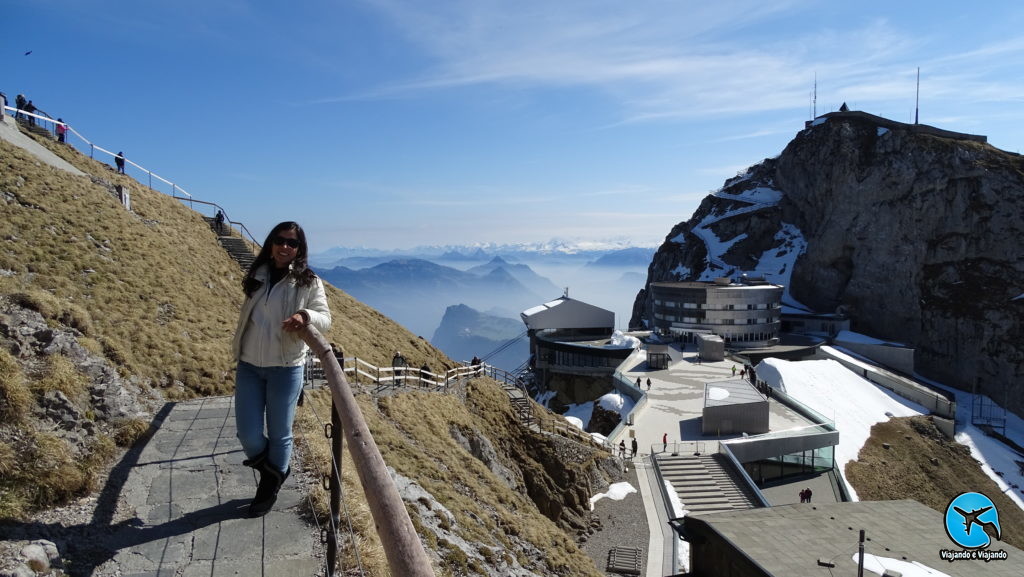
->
[944, 492, 1001, 549]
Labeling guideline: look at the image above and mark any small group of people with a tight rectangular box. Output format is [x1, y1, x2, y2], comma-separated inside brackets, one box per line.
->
[13, 94, 38, 126]
[799, 487, 813, 503]
[634, 376, 653, 391]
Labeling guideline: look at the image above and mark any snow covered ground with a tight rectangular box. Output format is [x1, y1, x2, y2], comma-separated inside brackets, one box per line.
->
[755, 357, 928, 500]
[663, 480, 691, 574]
[544, 328, 1024, 522]
[756, 350, 1024, 510]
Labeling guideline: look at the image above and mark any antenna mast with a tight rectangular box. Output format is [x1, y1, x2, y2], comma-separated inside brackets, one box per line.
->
[915, 67, 920, 124]
[813, 73, 817, 118]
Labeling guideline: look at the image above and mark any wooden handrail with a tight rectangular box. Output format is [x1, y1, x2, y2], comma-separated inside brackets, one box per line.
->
[298, 325, 436, 577]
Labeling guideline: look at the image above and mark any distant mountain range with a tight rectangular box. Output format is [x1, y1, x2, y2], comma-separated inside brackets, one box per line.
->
[309, 238, 657, 268]
[315, 258, 550, 337]
[312, 240, 655, 339]
[430, 304, 528, 372]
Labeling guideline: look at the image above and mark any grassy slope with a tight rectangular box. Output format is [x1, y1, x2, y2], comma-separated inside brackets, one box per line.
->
[0, 135, 453, 392]
[846, 416, 1024, 551]
[1, 133, 605, 575]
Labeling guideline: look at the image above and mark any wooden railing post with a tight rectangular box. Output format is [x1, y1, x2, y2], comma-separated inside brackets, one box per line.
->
[298, 326, 436, 577]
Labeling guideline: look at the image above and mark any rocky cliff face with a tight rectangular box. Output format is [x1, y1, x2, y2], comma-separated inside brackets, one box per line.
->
[632, 112, 1024, 415]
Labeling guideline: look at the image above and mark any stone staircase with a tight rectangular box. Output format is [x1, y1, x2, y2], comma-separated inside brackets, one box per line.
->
[204, 216, 257, 271]
[17, 118, 54, 139]
[656, 453, 761, 515]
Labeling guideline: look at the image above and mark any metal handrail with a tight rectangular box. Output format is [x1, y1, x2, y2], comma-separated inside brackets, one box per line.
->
[3, 105, 264, 248]
[299, 325, 436, 577]
[5, 105, 192, 198]
[168, 196, 262, 248]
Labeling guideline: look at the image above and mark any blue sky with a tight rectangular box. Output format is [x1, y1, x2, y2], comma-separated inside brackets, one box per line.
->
[6, 1, 1024, 252]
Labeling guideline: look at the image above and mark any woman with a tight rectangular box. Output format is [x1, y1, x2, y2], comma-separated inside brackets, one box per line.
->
[232, 221, 331, 517]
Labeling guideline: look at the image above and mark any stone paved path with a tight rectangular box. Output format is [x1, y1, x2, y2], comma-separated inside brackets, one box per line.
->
[85, 396, 323, 577]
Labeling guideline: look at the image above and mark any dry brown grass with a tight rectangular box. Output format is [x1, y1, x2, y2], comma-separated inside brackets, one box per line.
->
[0, 349, 33, 423]
[846, 416, 1024, 550]
[1, 133, 459, 521]
[295, 378, 604, 577]
[33, 354, 90, 399]
[3, 131, 603, 574]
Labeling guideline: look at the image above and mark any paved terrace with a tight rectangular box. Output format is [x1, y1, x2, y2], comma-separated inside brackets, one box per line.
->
[22, 396, 324, 577]
[608, 343, 839, 577]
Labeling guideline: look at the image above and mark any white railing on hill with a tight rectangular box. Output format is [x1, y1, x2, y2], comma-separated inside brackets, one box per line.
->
[306, 355, 528, 393]
[3, 105, 192, 198]
[2, 105, 264, 246]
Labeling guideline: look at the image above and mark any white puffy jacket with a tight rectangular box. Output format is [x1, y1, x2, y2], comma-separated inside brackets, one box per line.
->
[232, 264, 332, 367]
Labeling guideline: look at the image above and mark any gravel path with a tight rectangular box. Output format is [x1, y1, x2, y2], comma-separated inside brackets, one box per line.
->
[581, 461, 649, 576]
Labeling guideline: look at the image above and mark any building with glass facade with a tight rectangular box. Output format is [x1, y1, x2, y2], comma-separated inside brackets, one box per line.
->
[648, 277, 783, 348]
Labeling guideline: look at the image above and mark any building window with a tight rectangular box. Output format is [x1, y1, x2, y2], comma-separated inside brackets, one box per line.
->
[684, 303, 697, 309]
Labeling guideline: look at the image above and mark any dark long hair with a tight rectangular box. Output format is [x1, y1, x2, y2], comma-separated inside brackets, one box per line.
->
[242, 221, 316, 296]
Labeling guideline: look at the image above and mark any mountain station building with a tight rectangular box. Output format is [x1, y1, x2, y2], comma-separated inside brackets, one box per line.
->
[647, 277, 783, 348]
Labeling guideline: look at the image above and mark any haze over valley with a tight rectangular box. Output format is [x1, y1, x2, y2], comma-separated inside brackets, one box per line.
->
[311, 242, 655, 368]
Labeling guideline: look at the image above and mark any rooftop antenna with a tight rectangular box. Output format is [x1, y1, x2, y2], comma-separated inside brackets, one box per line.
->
[563, 287, 569, 298]
[915, 67, 920, 125]
[813, 72, 817, 119]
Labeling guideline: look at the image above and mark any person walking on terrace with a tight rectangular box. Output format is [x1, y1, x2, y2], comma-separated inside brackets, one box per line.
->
[232, 221, 332, 517]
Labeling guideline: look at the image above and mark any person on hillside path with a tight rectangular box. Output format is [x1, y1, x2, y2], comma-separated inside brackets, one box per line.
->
[56, 118, 67, 143]
[662, 432, 668, 452]
[15, 94, 26, 120]
[24, 100, 36, 126]
[215, 209, 225, 234]
[115, 151, 125, 174]
[232, 221, 331, 518]
[618, 440, 626, 459]
[631, 437, 638, 458]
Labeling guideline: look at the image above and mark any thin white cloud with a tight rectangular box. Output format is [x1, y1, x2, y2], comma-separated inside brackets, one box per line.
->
[341, 1, 1024, 124]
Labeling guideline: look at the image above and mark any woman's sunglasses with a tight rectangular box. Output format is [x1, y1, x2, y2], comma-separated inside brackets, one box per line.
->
[272, 236, 300, 249]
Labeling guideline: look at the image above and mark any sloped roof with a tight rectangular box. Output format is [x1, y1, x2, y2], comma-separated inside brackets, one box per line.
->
[520, 296, 614, 330]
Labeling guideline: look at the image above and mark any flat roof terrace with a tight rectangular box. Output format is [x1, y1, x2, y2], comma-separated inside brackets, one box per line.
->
[617, 344, 815, 450]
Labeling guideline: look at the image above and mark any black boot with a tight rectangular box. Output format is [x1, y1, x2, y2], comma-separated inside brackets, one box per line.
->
[249, 459, 289, 518]
[242, 447, 268, 469]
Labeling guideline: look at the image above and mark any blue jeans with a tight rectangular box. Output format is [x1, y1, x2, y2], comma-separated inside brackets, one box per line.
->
[234, 361, 304, 473]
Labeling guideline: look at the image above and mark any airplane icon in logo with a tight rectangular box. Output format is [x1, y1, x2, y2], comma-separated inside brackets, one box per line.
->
[953, 506, 1001, 542]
